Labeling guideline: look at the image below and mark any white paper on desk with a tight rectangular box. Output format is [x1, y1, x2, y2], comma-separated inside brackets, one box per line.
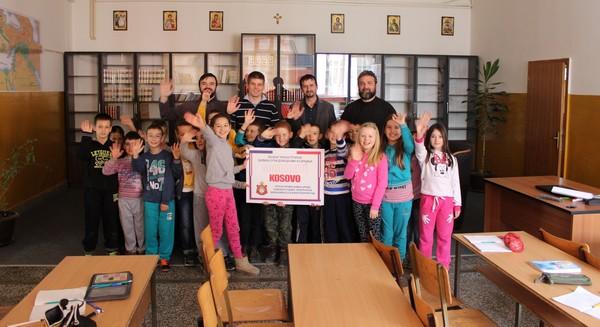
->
[463, 235, 512, 253]
[553, 286, 600, 319]
[29, 287, 87, 321]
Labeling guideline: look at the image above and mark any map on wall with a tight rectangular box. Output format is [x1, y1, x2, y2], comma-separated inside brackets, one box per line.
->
[0, 7, 41, 91]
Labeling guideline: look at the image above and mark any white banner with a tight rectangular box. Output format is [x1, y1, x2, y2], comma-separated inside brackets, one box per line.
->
[246, 148, 324, 205]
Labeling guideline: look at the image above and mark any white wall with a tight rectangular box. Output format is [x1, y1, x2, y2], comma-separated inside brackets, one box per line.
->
[471, 0, 600, 95]
[70, 0, 471, 55]
[0, 0, 69, 91]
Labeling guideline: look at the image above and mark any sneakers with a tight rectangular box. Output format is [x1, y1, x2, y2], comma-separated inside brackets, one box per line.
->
[264, 245, 278, 264]
[183, 253, 197, 267]
[235, 256, 260, 275]
[84, 251, 93, 256]
[107, 251, 119, 256]
[224, 255, 236, 271]
[159, 259, 171, 272]
[248, 247, 262, 264]
[278, 249, 288, 266]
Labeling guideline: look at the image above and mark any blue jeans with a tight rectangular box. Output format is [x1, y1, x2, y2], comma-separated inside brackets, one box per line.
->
[144, 200, 175, 260]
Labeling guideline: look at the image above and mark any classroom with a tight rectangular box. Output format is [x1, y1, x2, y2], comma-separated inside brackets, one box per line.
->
[1, 0, 600, 326]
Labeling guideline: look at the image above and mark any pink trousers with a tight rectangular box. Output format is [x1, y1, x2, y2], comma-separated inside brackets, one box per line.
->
[205, 186, 242, 258]
[418, 194, 454, 269]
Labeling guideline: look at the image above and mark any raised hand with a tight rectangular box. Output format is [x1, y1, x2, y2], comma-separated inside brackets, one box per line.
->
[261, 127, 276, 140]
[80, 120, 93, 133]
[415, 112, 432, 138]
[330, 121, 350, 141]
[110, 142, 123, 159]
[171, 142, 181, 160]
[184, 112, 206, 129]
[298, 124, 311, 139]
[227, 95, 241, 114]
[286, 101, 304, 120]
[241, 109, 256, 130]
[392, 112, 407, 126]
[120, 115, 136, 132]
[131, 139, 145, 158]
[180, 130, 196, 144]
[159, 79, 174, 101]
[349, 144, 364, 161]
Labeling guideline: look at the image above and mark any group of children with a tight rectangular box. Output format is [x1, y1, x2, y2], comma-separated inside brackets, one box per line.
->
[79, 100, 461, 275]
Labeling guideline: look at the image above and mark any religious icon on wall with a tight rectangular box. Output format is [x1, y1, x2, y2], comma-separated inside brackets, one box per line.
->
[163, 11, 177, 31]
[209, 11, 223, 31]
[331, 14, 344, 33]
[441, 16, 454, 36]
[113, 10, 127, 31]
[387, 15, 400, 35]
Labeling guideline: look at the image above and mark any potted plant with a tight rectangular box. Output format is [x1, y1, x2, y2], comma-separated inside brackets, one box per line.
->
[464, 59, 508, 190]
[0, 139, 37, 246]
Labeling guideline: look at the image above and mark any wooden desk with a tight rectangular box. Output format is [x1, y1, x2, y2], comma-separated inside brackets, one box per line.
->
[0, 255, 158, 327]
[484, 176, 600, 254]
[288, 243, 422, 327]
[454, 231, 600, 327]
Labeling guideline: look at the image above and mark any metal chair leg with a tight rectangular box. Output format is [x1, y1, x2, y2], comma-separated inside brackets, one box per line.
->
[514, 302, 522, 327]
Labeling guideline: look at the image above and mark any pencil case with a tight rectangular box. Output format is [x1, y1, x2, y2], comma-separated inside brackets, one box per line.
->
[536, 273, 592, 286]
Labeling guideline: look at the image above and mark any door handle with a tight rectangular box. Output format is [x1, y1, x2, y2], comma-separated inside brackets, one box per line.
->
[553, 131, 560, 150]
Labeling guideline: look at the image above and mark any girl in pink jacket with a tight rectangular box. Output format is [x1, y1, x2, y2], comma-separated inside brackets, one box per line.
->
[344, 122, 388, 242]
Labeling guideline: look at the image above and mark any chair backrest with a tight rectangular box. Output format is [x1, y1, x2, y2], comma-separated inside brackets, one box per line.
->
[370, 232, 404, 285]
[409, 242, 448, 303]
[197, 282, 221, 327]
[409, 274, 438, 327]
[539, 228, 590, 261]
[436, 264, 454, 327]
[201, 225, 216, 273]
[583, 249, 600, 269]
[209, 250, 234, 325]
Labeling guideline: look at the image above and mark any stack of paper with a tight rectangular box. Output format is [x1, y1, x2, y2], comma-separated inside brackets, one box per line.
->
[531, 260, 581, 274]
[553, 286, 600, 319]
[29, 287, 87, 321]
[463, 235, 511, 253]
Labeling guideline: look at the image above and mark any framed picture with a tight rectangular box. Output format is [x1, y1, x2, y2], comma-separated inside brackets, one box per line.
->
[331, 13, 344, 33]
[113, 10, 127, 31]
[441, 16, 454, 36]
[163, 11, 177, 31]
[209, 11, 223, 31]
[387, 15, 400, 35]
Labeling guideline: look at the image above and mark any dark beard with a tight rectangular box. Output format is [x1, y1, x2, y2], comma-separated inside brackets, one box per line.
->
[359, 89, 375, 100]
[201, 89, 216, 99]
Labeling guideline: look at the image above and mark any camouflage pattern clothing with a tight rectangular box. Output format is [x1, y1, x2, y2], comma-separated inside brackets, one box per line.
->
[264, 204, 294, 247]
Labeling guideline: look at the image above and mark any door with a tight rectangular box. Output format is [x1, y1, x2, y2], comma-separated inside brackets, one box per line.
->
[524, 59, 569, 176]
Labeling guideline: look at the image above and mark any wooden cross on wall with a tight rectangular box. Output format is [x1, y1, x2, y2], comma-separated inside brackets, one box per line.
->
[273, 13, 282, 24]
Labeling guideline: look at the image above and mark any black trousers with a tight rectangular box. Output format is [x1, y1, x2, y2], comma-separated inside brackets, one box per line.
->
[296, 205, 322, 243]
[323, 193, 356, 243]
[233, 188, 264, 251]
[176, 191, 196, 254]
[82, 188, 120, 252]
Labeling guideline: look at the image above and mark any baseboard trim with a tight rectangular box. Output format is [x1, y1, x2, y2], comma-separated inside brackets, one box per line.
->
[12, 181, 68, 214]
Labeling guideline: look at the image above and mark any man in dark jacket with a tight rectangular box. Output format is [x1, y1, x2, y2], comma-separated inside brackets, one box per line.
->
[287, 74, 337, 134]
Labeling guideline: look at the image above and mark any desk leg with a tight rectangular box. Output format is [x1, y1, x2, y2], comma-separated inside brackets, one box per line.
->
[151, 271, 157, 327]
[514, 302, 522, 327]
[287, 263, 293, 322]
[453, 241, 461, 297]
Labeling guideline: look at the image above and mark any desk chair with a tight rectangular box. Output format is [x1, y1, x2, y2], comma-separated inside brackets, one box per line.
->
[583, 248, 600, 269]
[0, 306, 13, 320]
[370, 232, 404, 287]
[409, 243, 462, 311]
[201, 225, 217, 273]
[198, 282, 293, 327]
[209, 250, 289, 325]
[538, 228, 590, 261]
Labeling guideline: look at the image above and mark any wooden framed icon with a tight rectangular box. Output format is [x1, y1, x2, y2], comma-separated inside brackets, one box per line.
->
[113, 10, 127, 31]
[387, 15, 400, 35]
[163, 11, 177, 31]
[441, 16, 454, 36]
[209, 11, 223, 31]
[331, 13, 344, 33]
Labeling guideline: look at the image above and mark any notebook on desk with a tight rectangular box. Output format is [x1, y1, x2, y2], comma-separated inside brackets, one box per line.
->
[536, 185, 594, 200]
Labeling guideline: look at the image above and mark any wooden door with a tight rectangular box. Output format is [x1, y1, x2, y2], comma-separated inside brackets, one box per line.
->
[524, 59, 569, 176]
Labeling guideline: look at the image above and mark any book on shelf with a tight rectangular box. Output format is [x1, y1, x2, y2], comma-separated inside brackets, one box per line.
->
[531, 260, 581, 274]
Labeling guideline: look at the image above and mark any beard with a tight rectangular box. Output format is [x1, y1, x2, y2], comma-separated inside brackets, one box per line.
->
[201, 88, 216, 98]
[359, 89, 375, 100]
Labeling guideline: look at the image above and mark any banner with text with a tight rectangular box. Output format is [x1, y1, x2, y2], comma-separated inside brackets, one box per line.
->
[247, 148, 324, 205]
